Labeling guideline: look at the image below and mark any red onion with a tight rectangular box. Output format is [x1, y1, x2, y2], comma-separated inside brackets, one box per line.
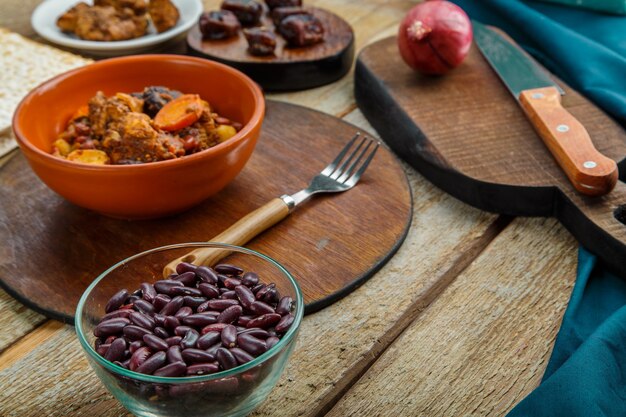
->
[397, 0, 473, 75]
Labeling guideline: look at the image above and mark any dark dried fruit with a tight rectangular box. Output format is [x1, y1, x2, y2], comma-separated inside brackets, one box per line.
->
[199, 10, 241, 40]
[271, 6, 307, 25]
[265, 0, 301, 10]
[243, 27, 277, 56]
[279, 13, 324, 47]
[221, 0, 263, 26]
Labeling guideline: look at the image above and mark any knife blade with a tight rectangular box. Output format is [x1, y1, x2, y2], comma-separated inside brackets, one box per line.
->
[473, 20, 618, 196]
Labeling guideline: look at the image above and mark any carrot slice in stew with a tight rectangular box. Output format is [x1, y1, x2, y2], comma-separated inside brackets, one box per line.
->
[154, 94, 204, 131]
[72, 104, 89, 120]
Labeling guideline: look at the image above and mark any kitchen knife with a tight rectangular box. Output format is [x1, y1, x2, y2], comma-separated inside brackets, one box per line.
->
[473, 21, 618, 196]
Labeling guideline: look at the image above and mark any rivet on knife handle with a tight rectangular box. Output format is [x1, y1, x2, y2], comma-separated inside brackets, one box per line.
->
[519, 86, 618, 196]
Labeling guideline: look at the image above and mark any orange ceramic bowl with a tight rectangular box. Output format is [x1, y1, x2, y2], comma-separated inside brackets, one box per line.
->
[12, 55, 265, 219]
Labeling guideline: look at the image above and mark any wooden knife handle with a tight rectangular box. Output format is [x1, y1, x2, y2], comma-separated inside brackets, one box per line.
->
[162, 198, 290, 276]
[519, 86, 618, 196]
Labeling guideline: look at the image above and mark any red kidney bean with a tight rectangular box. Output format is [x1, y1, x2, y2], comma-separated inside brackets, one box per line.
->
[176, 262, 197, 274]
[237, 315, 253, 326]
[173, 271, 196, 286]
[153, 327, 169, 339]
[129, 340, 144, 353]
[246, 313, 281, 329]
[182, 313, 217, 327]
[105, 289, 129, 313]
[129, 346, 151, 371]
[262, 287, 280, 304]
[128, 295, 141, 305]
[206, 342, 222, 357]
[101, 309, 132, 322]
[237, 333, 267, 356]
[130, 312, 155, 330]
[115, 359, 130, 369]
[224, 278, 242, 289]
[208, 299, 239, 311]
[167, 345, 183, 363]
[201, 323, 229, 334]
[154, 280, 184, 295]
[196, 266, 218, 284]
[266, 336, 280, 350]
[251, 283, 265, 293]
[216, 347, 238, 370]
[238, 328, 269, 339]
[221, 324, 237, 348]
[154, 361, 187, 377]
[276, 296, 293, 315]
[170, 286, 203, 297]
[159, 296, 184, 316]
[164, 316, 181, 330]
[94, 317, 130, 337]
[215, 264, 243, 276]
[120, 304, 134, 310]
[133, 299, 154, 315]
[140, 283, 157, 302]
[275, 313, 294, 333]
[153, 294, 171, 312]
[181, 329, 200, 349]
[196, 301, 210, 313]
[255, 283, 274, 300]
[123, 325, 152, 341]
[186, 362, 220, 376]
[136, 351, 167, 375]
[198, 283, 220, 299]
[241, 272, 259, 287]
[221, 290, 238, 300]
[181, 348, 216, 363]
[174, 326, 192, 336]
[235, 285, 255, 307]
[166, 336, 182, 347]
[218, 305, 243, 324]
[249, 301, 275, 315]
[174, 306, 193, 319]
[104, 335, 117, 344]
[153, 314, 166, 327]
[197, 331, 221, 349]
[229, 347, 254, 365]
[183, 296, 207, 308]
[96, 343, 110, 356]
[143, 334, 169, 351]
[217, 275, 230, 286]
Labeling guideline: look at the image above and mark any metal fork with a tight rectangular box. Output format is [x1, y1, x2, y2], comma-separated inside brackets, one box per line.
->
[164, 133, 380, 275]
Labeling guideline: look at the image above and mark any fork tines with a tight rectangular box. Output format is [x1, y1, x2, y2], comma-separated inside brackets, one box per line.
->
[323, 133, 379, 185]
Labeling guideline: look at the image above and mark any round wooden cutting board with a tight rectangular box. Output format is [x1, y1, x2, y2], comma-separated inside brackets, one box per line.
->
[187, 7, 354, 91]
[0, 101, 412, 323]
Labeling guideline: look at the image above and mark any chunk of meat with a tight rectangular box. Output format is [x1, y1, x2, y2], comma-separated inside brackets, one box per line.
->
[94, 0, 148, 15]
[57, 2, 90, 33]
[72, 5, 148, 41]
[88, 91, 144, 138]
[148, 0, 180, 33]
[101, 112, 184, 163]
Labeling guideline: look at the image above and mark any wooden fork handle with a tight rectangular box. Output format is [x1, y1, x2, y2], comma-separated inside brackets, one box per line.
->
[519, 86, 618, 196]
[162, 198, 290, 276]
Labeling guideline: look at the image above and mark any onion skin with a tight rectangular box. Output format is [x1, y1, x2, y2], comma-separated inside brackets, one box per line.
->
[397, 0, 473, 75]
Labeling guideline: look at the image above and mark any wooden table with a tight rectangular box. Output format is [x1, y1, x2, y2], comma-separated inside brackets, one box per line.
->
[0, 1, 578, 415]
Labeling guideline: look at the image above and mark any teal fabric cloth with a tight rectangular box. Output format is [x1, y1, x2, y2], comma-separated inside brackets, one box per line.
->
[450, 1, 626, 415]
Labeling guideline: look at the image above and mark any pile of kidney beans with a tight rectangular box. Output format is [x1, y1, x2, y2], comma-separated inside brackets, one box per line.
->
[94, 262, 295, 377]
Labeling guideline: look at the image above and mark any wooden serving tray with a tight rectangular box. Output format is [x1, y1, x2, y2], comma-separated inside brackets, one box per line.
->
[355, 35, 626, 277]
[187, 7, 354, 91]
[0, 101, 411, 323]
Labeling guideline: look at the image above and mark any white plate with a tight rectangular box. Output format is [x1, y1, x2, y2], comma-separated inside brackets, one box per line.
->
[31, 0, 203, 56]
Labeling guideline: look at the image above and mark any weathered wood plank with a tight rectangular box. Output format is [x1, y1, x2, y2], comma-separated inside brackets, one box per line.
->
[0, 289, 46, 353]
[326, 217, 577, 417]
[0, 109, 499, 415]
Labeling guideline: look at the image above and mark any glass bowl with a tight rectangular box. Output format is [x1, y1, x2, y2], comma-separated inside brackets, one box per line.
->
[75, 243, 303, 417]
